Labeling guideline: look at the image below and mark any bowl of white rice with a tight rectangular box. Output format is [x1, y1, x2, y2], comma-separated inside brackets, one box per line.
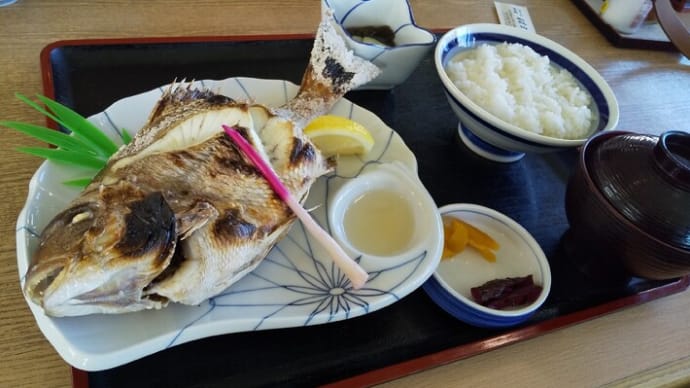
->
[435, 23, 619, 162]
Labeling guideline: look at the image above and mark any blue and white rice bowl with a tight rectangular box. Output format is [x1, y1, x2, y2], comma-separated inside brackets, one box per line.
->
[322, 0, 437, 89]
[423, 204, 552, 328]
[435, 23, 619, 162]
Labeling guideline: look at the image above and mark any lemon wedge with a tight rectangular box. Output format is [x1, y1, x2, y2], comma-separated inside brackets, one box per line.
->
[304, 115, 375, 156]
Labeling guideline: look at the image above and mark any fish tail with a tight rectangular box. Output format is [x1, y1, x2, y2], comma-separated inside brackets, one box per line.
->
[281, 8, 380, 124]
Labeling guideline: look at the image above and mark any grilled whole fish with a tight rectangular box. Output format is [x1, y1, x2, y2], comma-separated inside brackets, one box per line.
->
[23, 11, 380, 317]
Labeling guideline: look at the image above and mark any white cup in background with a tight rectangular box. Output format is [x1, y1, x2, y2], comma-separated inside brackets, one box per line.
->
[600, 0, 653, 34]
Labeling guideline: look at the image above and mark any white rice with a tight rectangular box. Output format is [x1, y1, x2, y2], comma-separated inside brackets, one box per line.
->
[445, 42, 594, 140]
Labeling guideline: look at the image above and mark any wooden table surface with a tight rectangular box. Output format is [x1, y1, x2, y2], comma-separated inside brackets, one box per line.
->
[1, 1, 689, 387]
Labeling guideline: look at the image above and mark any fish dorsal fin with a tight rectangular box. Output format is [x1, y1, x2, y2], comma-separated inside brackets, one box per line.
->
[110, 104, 260, 173]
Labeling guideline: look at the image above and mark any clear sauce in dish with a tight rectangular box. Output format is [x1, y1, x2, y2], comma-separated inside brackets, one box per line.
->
[343, 189, 414, 256]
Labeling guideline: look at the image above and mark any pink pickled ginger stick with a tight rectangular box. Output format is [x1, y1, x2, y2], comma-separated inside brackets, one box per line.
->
[222, 125, 368, 289]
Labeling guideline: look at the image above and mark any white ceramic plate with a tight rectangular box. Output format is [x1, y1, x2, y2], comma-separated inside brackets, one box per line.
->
[15, 77, 443, 371]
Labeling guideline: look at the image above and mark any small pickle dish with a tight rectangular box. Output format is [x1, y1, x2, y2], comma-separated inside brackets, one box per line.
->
[423, 204, 552, 328]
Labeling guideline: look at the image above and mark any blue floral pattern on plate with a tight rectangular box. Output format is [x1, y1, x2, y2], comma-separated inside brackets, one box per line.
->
[16, 77, 443, 371]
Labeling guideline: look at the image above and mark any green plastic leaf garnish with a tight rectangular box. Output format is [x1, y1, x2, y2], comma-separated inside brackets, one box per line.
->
[17, 147, 107, 170]
[33, 94, 119, 156]
[2, 93, 131, 187]
[0, 121, 102, 155]
[62, 177, 97, 187]
[120, 128, 132, 144]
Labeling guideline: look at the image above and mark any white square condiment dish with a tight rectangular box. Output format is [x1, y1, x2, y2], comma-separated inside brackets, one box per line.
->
[322, 0, 437, 89]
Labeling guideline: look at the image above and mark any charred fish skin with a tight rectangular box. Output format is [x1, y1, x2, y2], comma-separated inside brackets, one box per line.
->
[25, 187, 177, 317]
[129, 125, 309, 305]
[23, 8, 380, 316]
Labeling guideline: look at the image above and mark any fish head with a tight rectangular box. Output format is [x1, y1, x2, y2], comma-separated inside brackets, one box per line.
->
[23, 182, 177, 316]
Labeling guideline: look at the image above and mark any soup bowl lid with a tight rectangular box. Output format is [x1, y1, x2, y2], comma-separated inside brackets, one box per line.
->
[585, 130, 690, 251]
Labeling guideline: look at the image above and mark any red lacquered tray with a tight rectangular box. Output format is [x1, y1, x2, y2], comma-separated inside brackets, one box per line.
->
[37, 34, 688, 388]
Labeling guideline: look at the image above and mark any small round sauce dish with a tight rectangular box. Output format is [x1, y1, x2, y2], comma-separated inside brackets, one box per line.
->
[328, 162, 442, 267]
[423, 203, 551, 328]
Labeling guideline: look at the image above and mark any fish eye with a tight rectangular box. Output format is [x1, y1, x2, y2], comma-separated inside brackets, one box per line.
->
[71, 211, 92, 224]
